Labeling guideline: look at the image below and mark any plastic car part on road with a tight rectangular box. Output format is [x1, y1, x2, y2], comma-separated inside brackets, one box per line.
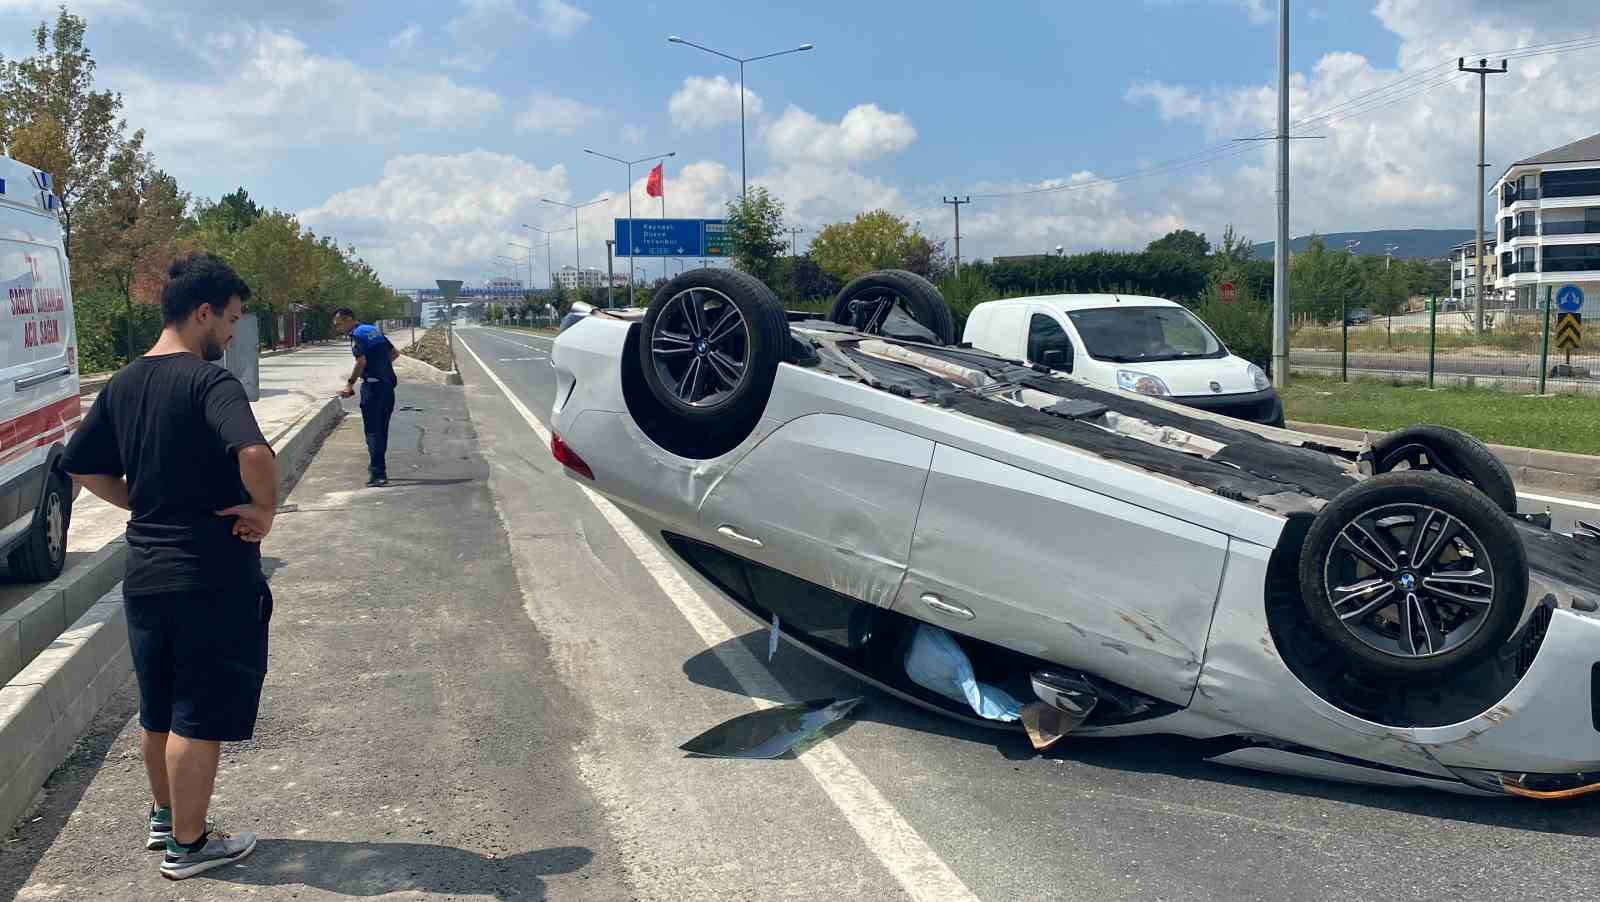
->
[904, 623, 1024, 722]
[679, 698, 864, 759]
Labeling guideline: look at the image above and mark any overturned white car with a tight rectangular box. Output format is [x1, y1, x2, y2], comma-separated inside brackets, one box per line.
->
[549, 267, 1600, 799]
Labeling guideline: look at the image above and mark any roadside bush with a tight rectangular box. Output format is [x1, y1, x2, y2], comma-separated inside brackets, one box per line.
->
[73, 289, 162, 373]
[1194, 288, 1272, 371]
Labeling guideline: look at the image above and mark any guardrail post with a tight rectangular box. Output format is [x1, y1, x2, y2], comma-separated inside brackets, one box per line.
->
[1427, 294, 1437, 389]
[1538, 284, 1552, 396]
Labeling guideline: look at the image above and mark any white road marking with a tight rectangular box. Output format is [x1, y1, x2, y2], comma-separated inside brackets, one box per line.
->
[457, 334, 981, 902]
[1518, 490, 1600, 513]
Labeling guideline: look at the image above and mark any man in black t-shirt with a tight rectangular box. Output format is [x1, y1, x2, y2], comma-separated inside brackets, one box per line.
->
[333, 309, 399, 487]
[63, 253, 274, 880]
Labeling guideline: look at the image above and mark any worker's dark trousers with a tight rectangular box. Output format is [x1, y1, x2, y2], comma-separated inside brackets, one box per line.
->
[359, 380, 396, 479]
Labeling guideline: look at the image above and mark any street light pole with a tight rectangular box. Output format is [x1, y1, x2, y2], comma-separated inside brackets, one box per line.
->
[668, 35, 814, 199]
[584, 148, 675, 295]
[541, 196, 609, 285]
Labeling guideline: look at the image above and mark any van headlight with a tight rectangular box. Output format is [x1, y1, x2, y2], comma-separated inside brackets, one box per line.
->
[1116, 370, 1170, 397]
[1248, 364, 1271, 392]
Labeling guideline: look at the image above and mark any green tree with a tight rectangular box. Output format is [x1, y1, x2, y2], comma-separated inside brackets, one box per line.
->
[1146, 228, 1210, 259]
[0, 7, 126, 257]
[1211, 223, 1253, 271]
[73, 131, 188, 362]
[810, 209, 921, 282]
[194, 187, 262, 238]
[725, 187, 785, 283]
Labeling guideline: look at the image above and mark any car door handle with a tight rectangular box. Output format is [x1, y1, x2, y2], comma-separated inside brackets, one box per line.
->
[15, 367, 71, 391]
[921, 594, 975, 620]
[717, 525, 764, 548]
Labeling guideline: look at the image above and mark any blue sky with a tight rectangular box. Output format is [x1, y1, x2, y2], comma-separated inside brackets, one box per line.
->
[5, 0, 1599, 287]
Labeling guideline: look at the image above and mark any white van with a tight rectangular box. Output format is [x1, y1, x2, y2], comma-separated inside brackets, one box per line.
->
[962, 294, 1283, 426]
[0, 156, 79, 580]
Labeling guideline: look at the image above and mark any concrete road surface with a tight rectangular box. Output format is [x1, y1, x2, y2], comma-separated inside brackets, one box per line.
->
[8, 324, 1600, 901]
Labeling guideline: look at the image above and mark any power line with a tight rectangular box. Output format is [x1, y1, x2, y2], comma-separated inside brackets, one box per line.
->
[957, 34, 1600, 201]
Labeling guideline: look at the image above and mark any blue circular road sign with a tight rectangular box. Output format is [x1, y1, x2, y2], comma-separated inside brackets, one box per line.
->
[1557, 283, 1585, 313]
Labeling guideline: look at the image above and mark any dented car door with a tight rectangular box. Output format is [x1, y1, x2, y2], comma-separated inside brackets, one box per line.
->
[698, 413, 934, 608]
[895, 444, 1230, 706]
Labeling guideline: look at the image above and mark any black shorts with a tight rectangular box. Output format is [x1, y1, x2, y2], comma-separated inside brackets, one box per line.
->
[124, 583, 273, 742]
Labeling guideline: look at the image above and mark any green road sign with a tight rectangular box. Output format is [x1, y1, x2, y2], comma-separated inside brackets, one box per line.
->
[703, 220, 733, 257]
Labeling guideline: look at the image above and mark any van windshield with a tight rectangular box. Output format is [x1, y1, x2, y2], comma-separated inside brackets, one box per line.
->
[1065, 306, 1226, 363]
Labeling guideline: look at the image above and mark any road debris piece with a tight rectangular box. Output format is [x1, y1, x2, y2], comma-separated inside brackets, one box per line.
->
[680, 698, 864, 759]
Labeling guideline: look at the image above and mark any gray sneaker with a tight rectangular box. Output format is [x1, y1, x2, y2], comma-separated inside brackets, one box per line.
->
[160, 829, 257, 880]
[145, 805, 172, 851]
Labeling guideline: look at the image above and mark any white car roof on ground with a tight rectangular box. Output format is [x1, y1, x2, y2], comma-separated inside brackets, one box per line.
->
[986, 294, 1183, 313]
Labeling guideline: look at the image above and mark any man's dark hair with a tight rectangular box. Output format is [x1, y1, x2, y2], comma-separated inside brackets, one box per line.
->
[161, 253, 252, 325]
[333, 307, 356, 320]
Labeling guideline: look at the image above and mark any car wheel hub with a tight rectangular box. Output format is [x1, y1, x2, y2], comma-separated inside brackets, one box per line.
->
[46, 494, 63, 561]
[649, 286, 751, 408]
[1323, 502, 1497, 659]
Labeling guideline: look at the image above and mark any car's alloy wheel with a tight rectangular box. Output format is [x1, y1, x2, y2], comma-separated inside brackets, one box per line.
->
[828, 270, 955, 345]
[1323, 502, 1496, 659]
[648, 286, 751, 408]
[1298, 470, 1527, 682]
[1370, 424, 1517, 514]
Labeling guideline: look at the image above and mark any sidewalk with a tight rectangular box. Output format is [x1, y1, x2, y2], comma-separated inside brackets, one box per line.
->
[64, 343, 358, 555]
[0, 381, 629, 900]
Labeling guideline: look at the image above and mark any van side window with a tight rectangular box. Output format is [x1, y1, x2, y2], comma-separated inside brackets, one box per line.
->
[1027, 314, 1073, 367]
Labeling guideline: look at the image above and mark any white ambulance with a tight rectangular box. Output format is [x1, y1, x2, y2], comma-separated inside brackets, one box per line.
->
[0, 155, 79, 580]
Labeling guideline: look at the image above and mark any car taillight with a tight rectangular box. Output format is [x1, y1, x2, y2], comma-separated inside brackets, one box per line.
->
[550, 433, 594, 479]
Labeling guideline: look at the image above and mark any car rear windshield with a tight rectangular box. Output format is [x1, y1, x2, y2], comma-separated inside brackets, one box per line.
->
[1066, 306, 1225, 363]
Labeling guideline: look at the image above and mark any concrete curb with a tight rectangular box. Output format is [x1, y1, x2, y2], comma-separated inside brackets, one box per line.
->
[0, 397, 345, 834]
[1289, 420, 1600, 496]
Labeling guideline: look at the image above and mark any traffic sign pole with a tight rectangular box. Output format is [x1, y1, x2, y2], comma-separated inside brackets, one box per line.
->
[1427, 294, 1437, 390]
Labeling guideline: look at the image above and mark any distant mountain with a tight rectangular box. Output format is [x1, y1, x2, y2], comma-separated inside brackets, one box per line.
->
[1250, 229, 1479, 261]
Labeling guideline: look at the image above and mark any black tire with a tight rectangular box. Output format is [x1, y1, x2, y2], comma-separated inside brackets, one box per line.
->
[1298, 471, 1527, 682]
[10, 474, 70, 581]
[637, 268, 790, 427]
[1371, 424, 1517, 514]
[828, 270, 955, 345]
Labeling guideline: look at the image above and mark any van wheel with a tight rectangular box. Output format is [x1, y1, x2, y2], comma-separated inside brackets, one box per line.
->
[638, 268, 790, 429]
[1298, 471, 1527, 683]
[828, 270, 955, 345]
[11, 474, 70, 581]
[1371, 425, 1517, 514]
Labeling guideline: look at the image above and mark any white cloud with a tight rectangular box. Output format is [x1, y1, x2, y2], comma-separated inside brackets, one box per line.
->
[621, 124, 648, 144]
[535, 0, 590, 37]
[764, 103, 917, 167]
[668, 75, 763, 130]
[515, 91, 605, 135]
[389, 23, 422, 50]
[115, 26, 502, 171]
[1117, 0, 1600, 244]
[299, 151, 572, 287]
[1238, 0, 1271, 23]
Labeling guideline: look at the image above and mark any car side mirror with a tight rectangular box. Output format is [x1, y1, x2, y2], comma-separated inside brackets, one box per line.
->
[1041, 349, 1069, 370]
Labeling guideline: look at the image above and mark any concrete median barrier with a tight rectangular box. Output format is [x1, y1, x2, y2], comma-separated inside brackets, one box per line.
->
[1290, 420, 1600, 496]
[0, 397, 344, 834]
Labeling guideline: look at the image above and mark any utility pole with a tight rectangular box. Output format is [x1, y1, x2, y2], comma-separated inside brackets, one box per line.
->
[1272, 0, 1291, 390]
[942, 196, 970, 278]
[787, 226, 805, 257]
[1460, 56, 1507, 335]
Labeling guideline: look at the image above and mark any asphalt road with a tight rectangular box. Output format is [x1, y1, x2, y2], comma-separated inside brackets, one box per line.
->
[453, 325, 1600, 901]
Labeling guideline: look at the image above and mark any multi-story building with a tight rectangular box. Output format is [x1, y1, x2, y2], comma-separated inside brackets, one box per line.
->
[1448, 236, 1497, 310]
[555, 266, 607, 290]
[1494, 132, 1600, 309]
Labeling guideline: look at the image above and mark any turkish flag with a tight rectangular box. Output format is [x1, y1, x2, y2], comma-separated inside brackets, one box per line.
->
[645, 162, 664, 198]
